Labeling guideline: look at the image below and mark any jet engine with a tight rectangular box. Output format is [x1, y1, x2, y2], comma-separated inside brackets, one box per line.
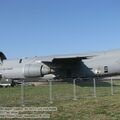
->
[1, 63, 51, 79]
[24, 64, 51, 77]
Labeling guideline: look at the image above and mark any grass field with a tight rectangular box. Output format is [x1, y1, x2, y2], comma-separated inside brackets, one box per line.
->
[0, 80, 120, 119]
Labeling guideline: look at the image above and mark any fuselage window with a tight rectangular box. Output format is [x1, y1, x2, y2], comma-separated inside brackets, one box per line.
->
[104, 66, 108, 73]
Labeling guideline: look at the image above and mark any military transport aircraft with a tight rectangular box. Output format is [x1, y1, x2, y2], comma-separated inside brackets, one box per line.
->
[0, 49, 120, 82]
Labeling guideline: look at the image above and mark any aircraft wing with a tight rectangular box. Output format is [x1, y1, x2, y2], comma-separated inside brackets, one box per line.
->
[52, 56, 90, 63]
[42, 54, 94, 63]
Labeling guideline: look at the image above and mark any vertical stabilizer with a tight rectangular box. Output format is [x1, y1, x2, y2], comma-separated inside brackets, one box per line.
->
[0, 52, 7, 62]
[0, 52, 6, 79]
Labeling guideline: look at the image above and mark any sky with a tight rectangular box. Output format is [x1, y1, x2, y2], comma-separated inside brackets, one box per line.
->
[0, 0, 120, 58]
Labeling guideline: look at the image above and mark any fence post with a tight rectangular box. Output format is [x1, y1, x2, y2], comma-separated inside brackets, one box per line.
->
[111, 77, 114, 95]
[21, 80, 25, 107]
[73, 79, 77, 100]
[93, 78, 96, 98]
[49, 80, 53, 104]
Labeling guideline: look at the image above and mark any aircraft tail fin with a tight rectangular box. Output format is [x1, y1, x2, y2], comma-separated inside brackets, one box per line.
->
[0, 52, 7, 61]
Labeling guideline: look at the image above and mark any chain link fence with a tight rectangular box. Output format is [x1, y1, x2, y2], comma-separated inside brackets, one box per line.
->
[0, 78, 120, 106]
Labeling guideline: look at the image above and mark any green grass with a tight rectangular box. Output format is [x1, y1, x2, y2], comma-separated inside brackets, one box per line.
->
[0, 80, 120, 119]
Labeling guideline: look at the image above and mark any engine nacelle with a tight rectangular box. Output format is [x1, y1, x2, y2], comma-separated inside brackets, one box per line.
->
[1, 63, 51, 79]
[24, 64, 51, 77]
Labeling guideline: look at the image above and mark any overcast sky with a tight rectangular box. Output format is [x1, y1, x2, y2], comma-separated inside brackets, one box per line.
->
[0, 0, 120, 58]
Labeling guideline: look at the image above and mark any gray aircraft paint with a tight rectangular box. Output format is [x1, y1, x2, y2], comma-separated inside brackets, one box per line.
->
[0, 49, 120, 81]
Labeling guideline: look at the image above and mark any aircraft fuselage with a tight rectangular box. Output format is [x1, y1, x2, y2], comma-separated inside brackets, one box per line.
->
[0, 50, 120, 81]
